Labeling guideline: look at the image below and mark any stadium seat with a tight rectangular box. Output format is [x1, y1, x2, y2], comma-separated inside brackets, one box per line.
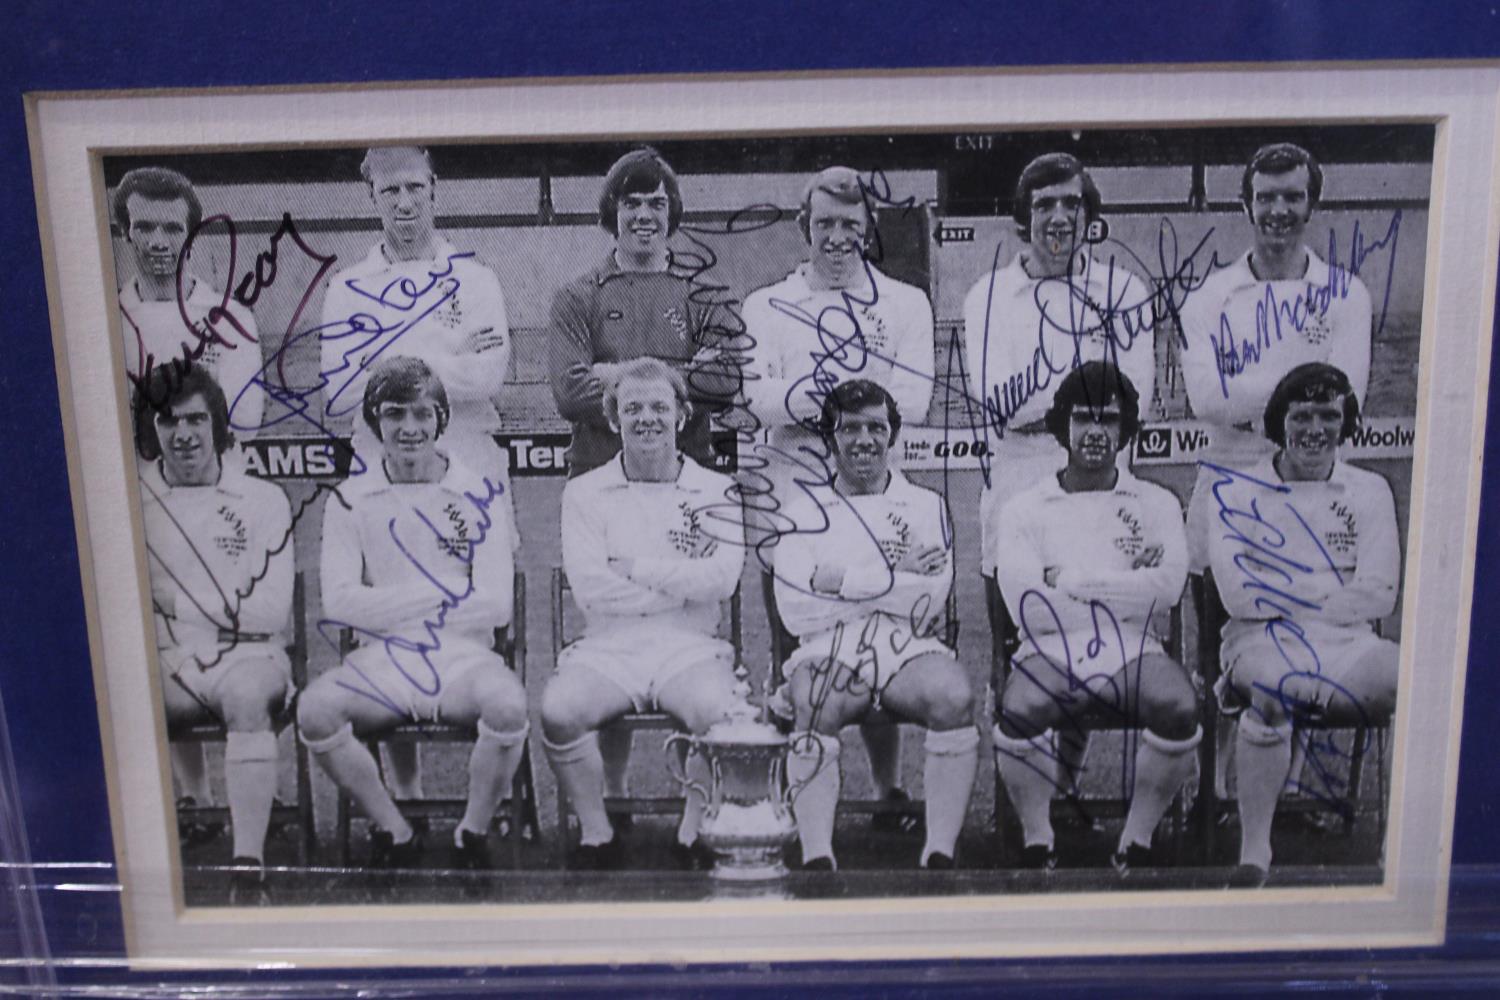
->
[1193, 570, 1390, 857]
[765, 578, 958, 833]
[170, 572, 316, 865]
[987, 581, 1204, 866]
[333, 570, 541, 868]
[549, 567, 743, 854]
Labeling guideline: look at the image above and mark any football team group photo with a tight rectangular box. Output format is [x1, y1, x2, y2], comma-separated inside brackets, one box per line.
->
[106, 122, 1428, 906]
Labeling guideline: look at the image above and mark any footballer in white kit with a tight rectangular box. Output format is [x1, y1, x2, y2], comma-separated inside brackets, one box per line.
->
[741, 164, 935, 552]
[297, 357, 530, 871]
[774, 379, 978, 871]
[741, 164, 936, 826]
[989, 362, 1200, 873]
[115, 167, 272, 837]
[319, 147, 515, 509]
[135, 362, 292, 900]
[318, 146, 518, 803]
[541, 358, 747, 870]
[115, 167, 267, 437]
[1179, 143, 1373, 571]
[960, 153, 1158, 586]
[1204, 363, 1399, 885]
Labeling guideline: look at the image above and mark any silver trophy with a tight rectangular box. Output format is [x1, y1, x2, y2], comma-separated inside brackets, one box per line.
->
[666, 703, 796, 883]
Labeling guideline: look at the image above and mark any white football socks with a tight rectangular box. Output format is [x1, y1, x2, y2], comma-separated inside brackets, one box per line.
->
[224, 730, 278, 862]
[922, 727, 979, 864]
[788, 731, 841, 867]
[1119, 726, 1202, 852]
[458, 719, 530, 841]
[1236, 715, 1292, 871]
[992, 725, 1059, 849]
[544, 731, 612, 846]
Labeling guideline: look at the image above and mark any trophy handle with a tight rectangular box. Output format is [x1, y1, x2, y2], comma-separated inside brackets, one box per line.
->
[664, 732, 709, 800]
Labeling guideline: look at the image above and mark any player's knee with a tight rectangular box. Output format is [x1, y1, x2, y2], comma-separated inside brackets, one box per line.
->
[996, 678, 1053, 736]
[925, 678, 975, 731]
[1140, 675, 1197, 738]
[296, 680, 347, 741]
[1145, 689, 1198, 741]
[539, 682, 588, 744]
[473, 670, 528, 732]
[217, 669, 281, 732]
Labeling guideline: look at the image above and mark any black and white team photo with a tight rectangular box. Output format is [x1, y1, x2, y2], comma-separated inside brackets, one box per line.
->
[104, 122, 1429, 906]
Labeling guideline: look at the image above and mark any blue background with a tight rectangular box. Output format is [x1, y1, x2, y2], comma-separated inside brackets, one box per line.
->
[1, 1, 1497, 994]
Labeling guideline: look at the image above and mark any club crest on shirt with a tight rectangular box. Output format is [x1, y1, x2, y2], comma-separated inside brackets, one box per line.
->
[215, 505, 248, 560]
[432, 500, 474, 561]
[1112, 506, 1145, 558]
[1323, 499, 1358, 557]
[1301, 305, 1333, 346]
[857, 307, 890, 352]
[877, 510, 913, 565]
[663, 306, 689, 344]
[669, 500, 714, 557]
[433, 279, 464, 329]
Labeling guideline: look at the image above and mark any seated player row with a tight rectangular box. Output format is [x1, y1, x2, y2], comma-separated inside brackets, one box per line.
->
[137, 353, 1397, 893]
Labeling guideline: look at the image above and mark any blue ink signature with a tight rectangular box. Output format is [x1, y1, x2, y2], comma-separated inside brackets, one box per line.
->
[1209, 213, 1402, 398]
[1205, 461, 1377, 814]
[251, 250, 471, 477]
[993, 587, 1159, 806]
[318, 476, 507, 718]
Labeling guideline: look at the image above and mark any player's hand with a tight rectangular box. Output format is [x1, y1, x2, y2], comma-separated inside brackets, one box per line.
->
[811, 564, 845, 595]
[1043, 566, 1061, 588]
[688, 344, 725, 371]
[567, 362, 605, 399]
[464, 326, 506, 353]
[896, 544, 946, 576]
[1132, 545, 1164, 570]
[608, 556, 636, 579]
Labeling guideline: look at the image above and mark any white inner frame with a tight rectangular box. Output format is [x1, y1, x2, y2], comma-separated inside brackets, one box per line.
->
[25, 64, 1500, 969]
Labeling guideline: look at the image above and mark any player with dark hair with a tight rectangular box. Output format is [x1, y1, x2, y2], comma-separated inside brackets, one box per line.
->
[961, 151, 1156, 615]
[319, 145, 517, 804]
[135, 362, 293, 901]
[545, 147, 740, 811]
[742, 164, 937, 824]
[989, 362, 1197, 872]
[542, 357, 747, 869]
[1178, 142, 1375, 805]
[961, 151, 1156, 794]
[1205, 363, 1399, 886]
[774, 380, 977, 871]
[298, 357, 529, 871]
[547, 146, 739, 477]
[1180, 142, 1371, 570]
[115, 166, 265, 436]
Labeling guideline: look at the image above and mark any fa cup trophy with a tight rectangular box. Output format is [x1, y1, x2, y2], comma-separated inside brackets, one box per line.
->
[666, 696, 796, 884]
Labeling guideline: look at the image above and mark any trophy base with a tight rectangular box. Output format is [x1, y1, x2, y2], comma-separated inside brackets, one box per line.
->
[706, 851, 790, 883]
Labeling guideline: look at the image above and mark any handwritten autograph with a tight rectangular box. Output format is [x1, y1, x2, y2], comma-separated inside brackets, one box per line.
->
[318, 477, 508, 718]
[1205, 461, 1376, 814]
[1209, 213, 1403, 398]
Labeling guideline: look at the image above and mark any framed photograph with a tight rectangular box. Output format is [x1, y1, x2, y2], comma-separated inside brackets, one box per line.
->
[24, 62, 1500, 968]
